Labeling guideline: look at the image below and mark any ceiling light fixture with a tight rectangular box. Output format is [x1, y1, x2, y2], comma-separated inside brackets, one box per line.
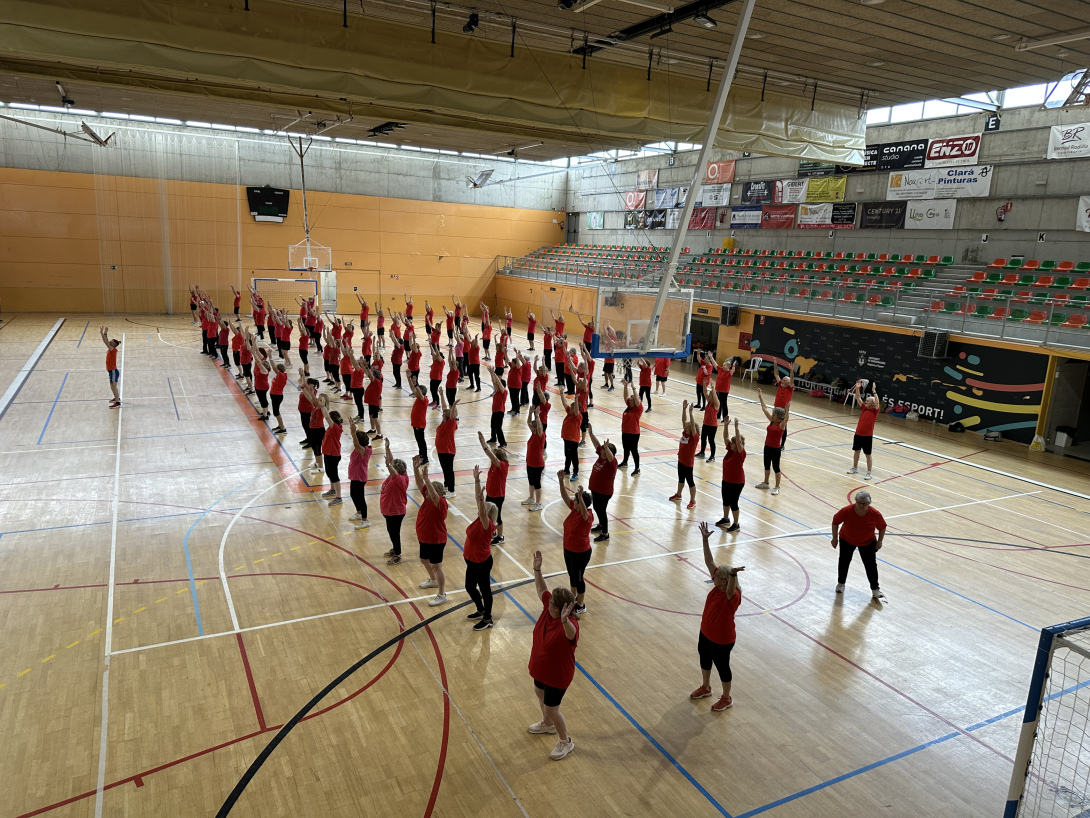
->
[462, 11, 479, 33]
[747, 31, 764, 38]
[693, 12, 716, 28]
[867, 60, 885, 66]
[859, 0, 886, 6]
[990, 33, 1011, 41]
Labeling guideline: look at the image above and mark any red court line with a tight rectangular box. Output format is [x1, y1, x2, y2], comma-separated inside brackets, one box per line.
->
[236, 633, 267, 732]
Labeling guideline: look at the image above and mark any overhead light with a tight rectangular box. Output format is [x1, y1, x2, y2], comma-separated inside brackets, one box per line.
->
[693, 13, 716, 29]
[867, 60, 885, 67]
[1015, 27, 1090, 51]
[462, 11, 479, 33]
[747, 31, 764, 38]
[558, 0, 578, 8]
[860, 0, 885, 5]
[990, 33, 1011, 41]
[368, 121, 406, 137]
[56, 82, 74, 109]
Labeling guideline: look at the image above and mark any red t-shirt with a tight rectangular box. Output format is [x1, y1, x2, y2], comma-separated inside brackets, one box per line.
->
[270, 371, 287, 396]
[774, 384, 793, 408]
[231, 332, 243, 351]
[638, 364, 651, 387]
[521, 360, 532, 382]
[528, 591, 579, 690]
[561, 408, 581, 443]
[411, 395, 428, 428]
[298, 392, 312, 413]
[621, 404, 643, 434]
[482, 324, 492, 340]
[508, 364, 523, 389]
[253, 365, 269, 391]
[445, 366, 459, 389]
[362, 336, 373, 356]
[537, 399, 551, 426]
[463, 518, 497, 563]
[722, 448, 746, 485]
[240, 345, 253, 365]
[405, 302, 414, 318]
[380, 472, 409, 516]
[391, 344, 404, 365]
[654, 358, 668, 377]
[485, 460, 509, 497]
[701, 581, 741, 644]
[365, 372, 383, 405]
[696, 364, 707, 386]
[526, 431, 545, 467]
[340, 354, 353, 376]
[430, 359, 444, 381]
[527, 317, 537, 333]
[436, 418, 457, 454]
[562, 499, 593, 552]
[408, 349, 422, 370]
[765, 423, 785, 448]
[106, 348, 118, 370]
[703, 402, 719, 428]
[445, 314, 454, 330]
[415, 495, 448, 543]
[298, 333, 308, 351]
[588, 447, 617, 496]
[544, 332, 553, 351]
[833, 505, 887, 546]
[583, 323, 594, 345]
[856, 406, 879, 437]
[715, 365, 732, 393]
[491, 389, 508, 413]
[468, 345, 480, 364]
[677, 432, 699, 468]
[309, 406, 325, 430]
[554, 318, 565, 335]
[322, 423, 342, 456]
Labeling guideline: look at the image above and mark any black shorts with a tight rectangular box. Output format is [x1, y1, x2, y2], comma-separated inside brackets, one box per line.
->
[721, 482, 744, 508]
[378, 327, 385, 337]
[527, 332, 535, 342]
[603, 362, 614, 374]
[852, 434, 873, 456]
[190, 303, 197, 311]
[534, 679, 567, 707]
[677, 462, 695, 486]
[419, 541, 446, 563]
[368, 404, 381, 418]
[656, 375, 668, 383]
[447, 328, 454, 339]
[279, 339, 290, 351]
[233, 306, 240, 315]
[527, 466, 544, 489]
[242, 362, 252, 377]
[486, 494, 505, 525]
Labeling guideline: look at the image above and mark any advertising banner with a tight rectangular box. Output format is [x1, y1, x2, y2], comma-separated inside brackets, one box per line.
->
[635, 210, 650, 229]
[905, 200, 957, 229]
[678, 186, 689, 206]
[805, 175, 847, 202]
[666, 209, 681, 230]
[636, 169, 659, 189]
[761, 205, 796, 228]
[586, 211, 604, 229]
[924, 133, 982, 167]
[704, 160, 736, 184]
[837, 144, 879, 173]
[648, 209, 667, 229]
[1077, 196, 1090, 232]
[798, 161, 837, 177]
[688, 207, 716, 229]
[700, 184, 731, 206]
[1047, 122, 1090, 160]
[624, 210, 639, 229]
[876, 139, 928, 171]
[861, 201, 907, 229]
[740, 180, 773, 204]
[623, 190, 646, 210]
[887, 165, 993, 200]
[774, 178, 809, 204]
[797, 202, 857, 229]
[730, 205, 763, 228]
[654, 188, 679, 208]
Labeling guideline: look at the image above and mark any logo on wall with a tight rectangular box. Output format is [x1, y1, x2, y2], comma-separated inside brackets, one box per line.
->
[925, 134, 982, 167]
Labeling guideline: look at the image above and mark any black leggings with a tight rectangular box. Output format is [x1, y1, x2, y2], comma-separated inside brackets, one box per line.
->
[695, 383, 705, 407]
[414, 427, 428, 460]
[256, 389, 268, 410]
[352, 387, 365, 418]
[838, 540, 880, 589]
[591, 491, 611, 536]
[564, 373, 575, 394]
[717, 392, 730, 421]
[469, 363, 481, 390]
[554, 361, 565, 385]
[385, 513, 405, 556]
[544, 350, 552, 369]
[490, 411, 507, 447]
[392, 364, 402, 390]
[564, 440, 579, 475]
[271, 393, 283, 419]
[699, 423, 717, 458]
[698, 632, 735, 683]
[563, 548, 592, 595]
[763, 445, 782, 474]
[639, 385, 651, 410]
[430, 379, 441, 404]
[446, 386, 457, 406]
[465, 555, 493, 617]
[510, 389, 521, 414]
[438, 452, 456, 493]
[350, 480, 367, 517]
[620, 432, 640, 469]
[219, 344, 230, 367]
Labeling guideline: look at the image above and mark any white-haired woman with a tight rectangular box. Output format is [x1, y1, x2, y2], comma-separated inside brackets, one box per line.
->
[755, 388, 789, 496]
[527, 549, 578, 761]
[831, 490, 887, 602]
[848, 380, 880, 480]
[464, 465, 499, 630]
[690, 521, 744, 712]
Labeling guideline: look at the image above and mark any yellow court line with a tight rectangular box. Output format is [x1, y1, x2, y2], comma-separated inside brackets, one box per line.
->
[272, 552, 282, 557]
[290, 546, 301, 550]
[88, 629, 102, 637]
[176, 588, 186, 594]
[113, 617, 124, 624]
[235, 566, 246, 571]
[155, 597, 167, 603]
[0, 683, 6, 690]
[66, 641, 79, 649]
[42, 655, 55, 663]
[253, 558, 265, 564]
[17, 669, 31, 677]
[197, 580, 206, 585]
[133, 607, 146, 614]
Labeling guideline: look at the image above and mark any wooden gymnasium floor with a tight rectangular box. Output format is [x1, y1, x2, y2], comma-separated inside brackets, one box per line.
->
[2, 313, 1090, 818]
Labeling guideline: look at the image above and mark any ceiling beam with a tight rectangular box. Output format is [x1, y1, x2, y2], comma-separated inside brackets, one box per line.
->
[573, 0, 741, 56]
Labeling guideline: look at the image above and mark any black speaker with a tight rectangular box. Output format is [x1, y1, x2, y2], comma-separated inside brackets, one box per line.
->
[721, 304, 739, 326]
[918, 330, 948, 359]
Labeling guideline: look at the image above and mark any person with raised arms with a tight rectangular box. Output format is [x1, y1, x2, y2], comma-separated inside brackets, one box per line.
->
[690, 521, 744, 712]
[755, 387, 789, 496]
[558, 388, 583, 482]
[99, 326, 122, 408]
[847, 380, 881, 481]
[435, 390, 459, 496]
[413, 454, 450, 607]
[617, 379, 643, 475]
[464, 465, 499, 630]
[525, 309, 538, 351]
[315, 391, 345, 507]
[695, 382, 720, 463]
[557, 470, 593, 617]
[669, 401, 700, 510]
[478, 431, 510, 545]
[381, 438, 410, 565]
[636, 357, 653, 412]
[485, 365, 509, 449]
[716, 418, 746, 532]
[345, 416, 372, 530]
[522, 403, 547, 512]
[585, 423, 617, 542]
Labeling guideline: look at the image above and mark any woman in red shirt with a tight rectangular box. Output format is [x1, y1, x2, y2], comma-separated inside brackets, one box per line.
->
[413, 455, 450, 606]
[558, 389, 583, 481]
[525, 309, 537, 351]
[832, 490, 887, 601]
[407, 378, 430, 464]
[300, 380, 327, 474]
[716, 418, 746, 532]
[557, 471, 593, 616]
[506, 349, 523, 416]
[464, 465, 500, 631]
[428, 349, 445, 408]
[653, 356, 670, 395]
[99, 326, 122, 407]
[694, 351, 709, 408]
[269, 362, 288, 434]
[636, 358, 653, 412]
[478, 431, 510, 544]
[523, 403, 546, 511]
[249, 343, 272, 422]
[407, 341, 423, 386]
[691, 521, 744, 712]
[553, 339, 567, 388]
[550, 308, 566, 338]
[848, 380, 881, 480]
[346, 417, 372, 530]
[618, 380, 643, 475]
[363, 358, 385, 440]
[714, 357, 734, 422]
[585, 423, 617, 542]
[444, 348, 460, 407]
[485, 366, 509, 448]
[696, 384, 720, 463]
[316, 393, 344, 507]
[542, 327, 554, 371]
[669, 401, 701, 509]
[466, 335, 482, 392]
[527, 548, 578, 761]
[390, 337, 405, 390]
[381, 441, 411, 565]
[755, 387, 789, 495]
[295, 318, 310, 378]
[534, 384, 551, 451]
[435, 391, 459, 495]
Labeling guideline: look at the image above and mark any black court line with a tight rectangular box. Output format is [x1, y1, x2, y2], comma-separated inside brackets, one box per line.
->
[216, 575, 537, 817]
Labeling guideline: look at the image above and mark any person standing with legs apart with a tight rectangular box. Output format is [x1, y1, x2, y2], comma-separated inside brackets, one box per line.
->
[691, 521, 743, 712]
[428, 348, 445, 408]
[346, 417, 372, 529]
[300, 380, 326, 476]
[527, 549, 578, 760]
[558, 389, 582, 482]
[670, 401, 700, 509]
[714, 356, 733, 422]
[478, 431, 509, 544]
[381, 440, 409, 564]
[585, 423, 617, 542]
[557, 472, 593, 616]
[848, 380, 880, 481]
[755, 388, 788, 495]
[100, 327, 121, 408]
[653, 355, 670, 395]
[362, 356, 384, 440]
[464, 465, 499, 631]
[467, 335, 482, 391]
[542, 326, 554, 371]
[696, 384, 720, 463]
[618, 380, 643, 475]
[413, 455, 450, 606]
[435, 391, 459, 496]
[832, 491, 887, 602]
[637, 358, 653, 412]
[716, 418, 745, 532]
[523, 404, 546, 512]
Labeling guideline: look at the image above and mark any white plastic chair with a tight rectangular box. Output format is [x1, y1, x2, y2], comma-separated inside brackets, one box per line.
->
[741, 356, 762, 384]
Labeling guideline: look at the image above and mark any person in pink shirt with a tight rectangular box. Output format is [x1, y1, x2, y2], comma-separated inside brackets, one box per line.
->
[380, 440, 410, 564]
[346, 418, 372, 530]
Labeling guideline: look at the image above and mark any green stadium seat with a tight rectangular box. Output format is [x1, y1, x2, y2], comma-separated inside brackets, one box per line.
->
[984, 272, 1001, 283]
[1007, 308, 1029, 321]
[921, 269, 936, 280]
[943, 302, 959, 313]
[1006, 259, 1025, 270]
[880, 295, 895, 308]
[1076, 262, 1090, 273]
[972, 304, 993, 318]
[1018, 275, 1035, 286]
[1052, 277, 1073, 289]
[1038, 260, 1056, 272]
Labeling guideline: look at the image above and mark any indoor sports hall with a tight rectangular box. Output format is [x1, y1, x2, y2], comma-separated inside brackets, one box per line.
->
[2, 2, 1090, 817]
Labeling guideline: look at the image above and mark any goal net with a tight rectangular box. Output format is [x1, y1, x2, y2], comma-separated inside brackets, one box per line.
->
[591, 286, 693, 359]
[1006, 616, 1090, 818]
[252, 278, 319, 314]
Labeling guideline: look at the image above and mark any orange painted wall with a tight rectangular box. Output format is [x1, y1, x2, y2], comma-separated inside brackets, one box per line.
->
[0, 167, 564, 314]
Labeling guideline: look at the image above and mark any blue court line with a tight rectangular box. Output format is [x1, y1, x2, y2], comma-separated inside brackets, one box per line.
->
[76, 321, 89, 348]
[167, 378, 181, 420]
[179, 468, 277, 636]
[37, 372, 68, 445]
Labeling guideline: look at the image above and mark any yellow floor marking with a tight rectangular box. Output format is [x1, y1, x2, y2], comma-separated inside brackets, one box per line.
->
[113, 617, 124, 624]
[17, 669, 31, 677]
[308, 540, 317, 544]
[133, 607, 146, 613]
[0, 683, 6, 690]
[66, 641, 79, 649]
[197, 580, 207, 585]
[235, 565, 246, 570]
[763, 609, 774, 614]
[155, 597, 167, 603]
[88, 629, 102, 637]
[272, 552, 282, 557]
[290, 546, 301, 550]
[42, 655, 55, 663]
[176, 588, 186, 594]
[253, 558, 265, 563]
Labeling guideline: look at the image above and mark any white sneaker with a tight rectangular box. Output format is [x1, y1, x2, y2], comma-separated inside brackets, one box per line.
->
[520, 497, 534, 506]
[846, 467, 858, 475]
[354, 520, 370, 530]
[755, 482, 769, 490]
[529, 504, 543, 512]
[864, 472, 873, 481]
[528, 721, 557, 735]
[549, 737, 575, 760]
[770, 487, 780, 495]
[428, 593, 448, 607]
[419, 578, 438, 589]
[348, 513, 362, 522]
[836, 583, 845, 594]
[872, 589, 886, 602]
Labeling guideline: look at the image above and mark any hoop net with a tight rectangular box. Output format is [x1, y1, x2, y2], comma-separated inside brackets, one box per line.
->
[252, 278, 319, 313]
[591, 286, 693, 359]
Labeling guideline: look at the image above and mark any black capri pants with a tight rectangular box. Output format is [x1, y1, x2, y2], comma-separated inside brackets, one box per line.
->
[270, 393, 284, 417]
[255, 389, 268, 410]
[527, 466, 544, 490]
[700, 423, 717, 457]
[385, 513, 405, 556]
[621, 432, 640, 469]
[324, 454, 341, 484]
[486, 495, 504, 526]
[430, 379, 441, 404]
[590, 491, 611, 536]
[721, 482, 743, 510]
[717, 391, 730, 421]
[489, 411, 507, 447]
[564, 440, 579, 475]
[350, 479, 367, 518]
[677, 462, 695, 487]
[563, 547, 592, 595]
[763, 445, 782, 474]
[639, 385, 651, 408]
[465, 555, 493, 617]
[698, 632, 735, 682]
[438, 452, 456, 493]
[413, 426, 428, 461]
[838, 539, 880, 589]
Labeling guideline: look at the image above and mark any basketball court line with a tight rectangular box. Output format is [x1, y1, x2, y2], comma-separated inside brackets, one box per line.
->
[0, 317, 65, 422]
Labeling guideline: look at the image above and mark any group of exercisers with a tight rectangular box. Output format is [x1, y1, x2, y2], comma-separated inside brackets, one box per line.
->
[95, 284, 891, 761]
